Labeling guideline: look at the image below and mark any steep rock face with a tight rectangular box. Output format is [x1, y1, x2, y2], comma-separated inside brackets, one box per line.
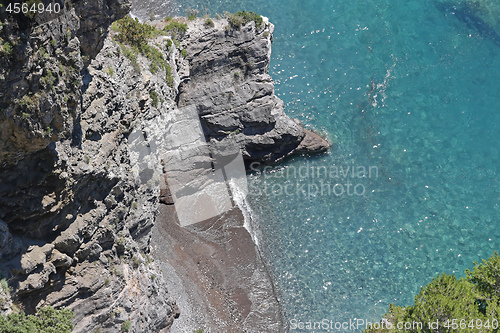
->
[73, 0, 132, 60]
[0, 0, 130, 166]
[1, 37, 181, 332]
[178, 18, 329, 163]
[0, 8, 82, 165]
[0, 2, 180, 332]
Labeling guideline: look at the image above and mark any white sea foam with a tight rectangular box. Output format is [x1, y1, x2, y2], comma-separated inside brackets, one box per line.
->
[229, 178, 260, 248]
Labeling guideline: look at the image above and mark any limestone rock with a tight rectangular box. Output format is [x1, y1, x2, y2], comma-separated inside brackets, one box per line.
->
[54, 229, 82, 257]
[18, 262, 56, 294]
[0, 2, 177, 331]
[159, 175, 174, 205]
[0, 219, 22, 261]
[295, 129, 331, 154]
[75, 242, 103, 262]
[178, 17, 329, 163]
[19, 244, 54, 275]
[50, 249, 73, 268]
[0, 282, 13, 316]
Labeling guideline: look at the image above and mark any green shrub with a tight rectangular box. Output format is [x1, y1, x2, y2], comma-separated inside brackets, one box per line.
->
[0, 306, 73, 333]
[142, 44, 169, 74]
[41, 70, 54, 87]
[165, 64, 174, 88]
[40, 69, 56, 87]
[364, 252, 500, 332]
[118, 43, 140, 72]
[121, 320, 131, 332]
[1, 42, 12, 55]
[164, 39, 173, 53]
[113, 17, 169, 73]
[149, 90, 159, 107]
[39, 46, 49, 59]
[0, 279, 9, 293]
[114, 16, 161, 49]
[144, 46, 160, 71]
[163, 21, 188, 40]
[105, 66, 114, 76]
[204, 18, 215, 28]
[227, 11, 263, 30]
[18, 95, 37, 110]
[44, 127, 53, 137]
[466, 251, 500, 304]
[181, 49, 187, 58]
[132, 255, 141, 268]
[186, 7, 199, 20]
[110, 21, 121, 33]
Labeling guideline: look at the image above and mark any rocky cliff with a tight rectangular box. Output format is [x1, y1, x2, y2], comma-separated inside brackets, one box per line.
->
[0, 4, 328, 332]
[178, 17, 328, 164]
[1, 1, 179, 332]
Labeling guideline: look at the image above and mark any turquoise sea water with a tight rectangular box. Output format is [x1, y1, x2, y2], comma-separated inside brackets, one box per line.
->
[138, 0, 500, 330]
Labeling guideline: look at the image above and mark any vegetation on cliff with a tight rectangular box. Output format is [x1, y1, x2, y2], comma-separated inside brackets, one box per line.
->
[163, 18, 188, 40]
[111, 16, 181, 84]
[365, 252, 500, 332]
[0, 306, 73, 333]
[227, 11, 263, 30]
[113, 16, 162, 49]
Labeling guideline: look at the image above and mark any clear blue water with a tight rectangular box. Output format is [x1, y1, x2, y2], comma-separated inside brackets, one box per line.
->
[139, 0, 500, 330]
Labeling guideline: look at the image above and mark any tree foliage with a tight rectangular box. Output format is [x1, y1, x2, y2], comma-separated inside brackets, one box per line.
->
[162, 20, 188, 40]
[114, 16, 160, 49]
[467, 251, 500, 300]
[227, 11, 263, 30]
[365, 252, 500, 332]
[0, 306, 73, 333]
[112, 16, 174, 76]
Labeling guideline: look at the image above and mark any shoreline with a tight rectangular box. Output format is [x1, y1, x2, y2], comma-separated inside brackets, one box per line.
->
[152, 202, 285, 332]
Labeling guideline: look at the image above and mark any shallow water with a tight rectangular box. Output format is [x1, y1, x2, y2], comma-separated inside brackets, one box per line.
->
[134, 0, 500, 331]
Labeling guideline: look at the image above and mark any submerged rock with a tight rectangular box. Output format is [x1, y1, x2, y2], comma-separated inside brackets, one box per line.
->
[435, 0, 500, 46]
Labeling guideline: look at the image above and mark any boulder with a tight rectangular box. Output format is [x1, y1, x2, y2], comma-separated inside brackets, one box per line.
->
[19, 244, 54, 275]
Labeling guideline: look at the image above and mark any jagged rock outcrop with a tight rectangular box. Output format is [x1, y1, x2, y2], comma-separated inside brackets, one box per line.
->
[178, 18, 329, 164]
